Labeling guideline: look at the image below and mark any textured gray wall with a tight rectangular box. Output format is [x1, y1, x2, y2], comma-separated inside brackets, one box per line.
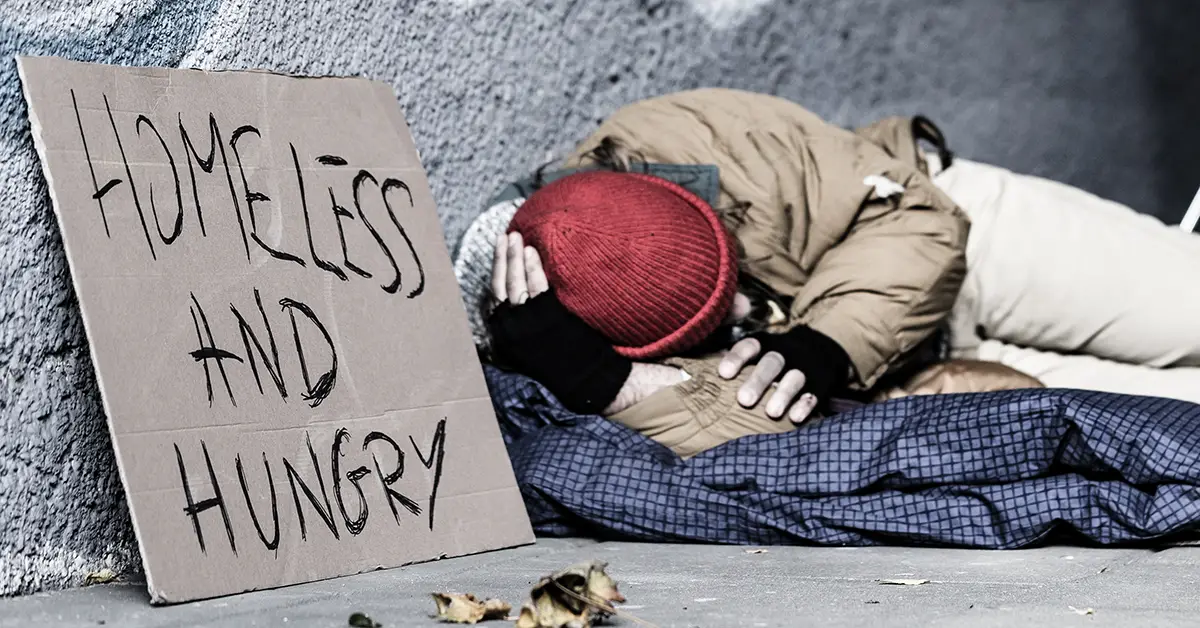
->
[2, 0, 1197, 596]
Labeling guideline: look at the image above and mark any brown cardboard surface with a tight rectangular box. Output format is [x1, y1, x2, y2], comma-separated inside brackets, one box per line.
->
[16, 56, 534, 604]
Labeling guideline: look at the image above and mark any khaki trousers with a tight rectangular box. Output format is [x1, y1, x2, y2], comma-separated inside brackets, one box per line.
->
[932, 158, 1200, 403]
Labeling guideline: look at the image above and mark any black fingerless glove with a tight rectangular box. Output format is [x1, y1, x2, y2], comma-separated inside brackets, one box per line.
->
[750, 325, 852, 404]
[488, 291, 631, 415]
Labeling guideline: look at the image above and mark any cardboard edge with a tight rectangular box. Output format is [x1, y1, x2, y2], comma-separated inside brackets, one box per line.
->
[149, 532, 536, 606]
[17, 54, 387, 85]
[14, 54, 163, 601]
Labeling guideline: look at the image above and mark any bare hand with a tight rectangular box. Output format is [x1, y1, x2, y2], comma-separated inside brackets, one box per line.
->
[718, 337, 817, 424]
[491, 232, 549, 306]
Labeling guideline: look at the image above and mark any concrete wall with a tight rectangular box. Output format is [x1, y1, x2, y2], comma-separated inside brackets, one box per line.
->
[2, 0, 1197, 595]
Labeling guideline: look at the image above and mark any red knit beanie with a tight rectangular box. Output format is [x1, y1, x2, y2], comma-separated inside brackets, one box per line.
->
[509, 170, 738, 359]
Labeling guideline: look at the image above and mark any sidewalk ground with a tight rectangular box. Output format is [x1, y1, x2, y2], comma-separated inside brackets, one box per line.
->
[4, 538, 1198, 627]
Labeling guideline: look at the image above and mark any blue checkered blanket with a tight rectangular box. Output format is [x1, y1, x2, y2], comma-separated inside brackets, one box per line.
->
[486, 366, 1200, 548]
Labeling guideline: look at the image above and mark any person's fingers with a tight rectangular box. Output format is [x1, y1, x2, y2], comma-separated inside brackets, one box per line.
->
[491, 233, 508, 303]
[765, 369, 807, 419]
[719, 338, 762, 379]
[788, 393, 818, 424]
[506, 232, 529, 304]
[737, 350, 785, 407]
[524, 246, 550, 297]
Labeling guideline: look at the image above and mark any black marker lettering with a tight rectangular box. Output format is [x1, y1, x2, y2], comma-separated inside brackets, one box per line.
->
[291, 143, 345, 280]
[316, 155, 347, 166]
[235, 452, 280, 551]
[175, 441, 237, 554]
[134, 115, 184, 245]
[188, 306, 214, 405]
[229, 125, 305, 267]
[352, 170, 403, 294]
[283, 432, 340, 541]
[71, 89, 114, 236]
[280, 297, 337, 408]
[103, 94, 155, 260]
[332, 428, 370, 535]
[188, 293, 241, 407]
[179, 113, 248, 255]
[410, 419, 447, 531]
[92, 180, 122, 199]
[329, 187, 371, 279]
[363, 431, 420, 523]
[231, 288, 287, 400]
[381, 178, 426, 298]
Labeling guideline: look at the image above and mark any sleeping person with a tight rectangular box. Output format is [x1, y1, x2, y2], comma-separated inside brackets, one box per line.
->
[455, 88, 1200, 458]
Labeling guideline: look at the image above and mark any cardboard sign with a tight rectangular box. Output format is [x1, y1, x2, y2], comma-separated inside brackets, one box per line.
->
[18, 56, 534, 604]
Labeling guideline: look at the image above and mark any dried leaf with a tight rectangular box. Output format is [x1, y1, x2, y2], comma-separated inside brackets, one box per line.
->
[516, 561, 626, 628]
[520, 593, 590, 628]
[585, 562, 625, 606]
[482, 598, 512, 619]
[514, 604, 541, 628]
[431, 593, 511, 624]
[1068, 606, 1096, 616]
[84, 568, 117, 585]
[877, 579, 930, 586]
[744, 549, 768, 554]
[348, 612, 381, 628]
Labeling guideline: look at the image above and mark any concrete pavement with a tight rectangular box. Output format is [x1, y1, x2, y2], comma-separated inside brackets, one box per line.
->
[3, 538, 1199, 627]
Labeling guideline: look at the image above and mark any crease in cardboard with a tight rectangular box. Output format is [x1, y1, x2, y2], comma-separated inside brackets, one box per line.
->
[115, 395, 490, 436]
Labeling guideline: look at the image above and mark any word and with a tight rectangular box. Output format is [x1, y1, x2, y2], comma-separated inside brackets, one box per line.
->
[187, 288, 338, 409]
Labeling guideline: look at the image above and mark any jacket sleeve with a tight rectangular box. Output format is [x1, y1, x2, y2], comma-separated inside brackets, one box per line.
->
[564, 89, 969, 390]
[788, 134, 969, 389]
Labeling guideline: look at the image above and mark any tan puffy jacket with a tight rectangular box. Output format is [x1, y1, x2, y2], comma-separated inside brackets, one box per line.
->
[566, 88, 969, 388]
[561, 89, 972, 457]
